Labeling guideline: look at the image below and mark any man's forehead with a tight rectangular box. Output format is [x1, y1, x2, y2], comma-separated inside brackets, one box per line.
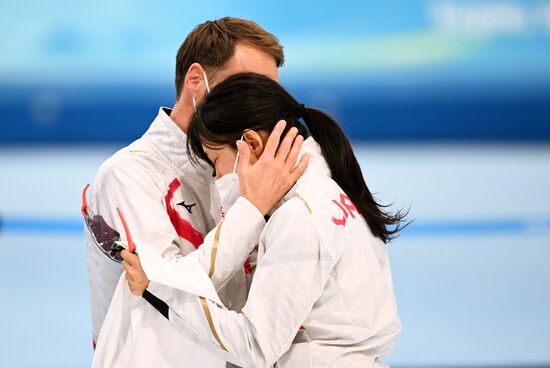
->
[213, 43, 279, 85]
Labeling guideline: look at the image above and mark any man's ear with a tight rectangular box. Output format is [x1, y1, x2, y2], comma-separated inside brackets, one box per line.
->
[243, 130, 265, 160]
[183, 63, 205, 97]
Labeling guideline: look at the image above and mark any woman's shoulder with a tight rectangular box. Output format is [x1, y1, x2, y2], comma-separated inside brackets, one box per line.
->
[261, 175, 337, 241]
[294, 172, 345, 214]
[269, 194, 314, 224]
[260, 195, 320, 253]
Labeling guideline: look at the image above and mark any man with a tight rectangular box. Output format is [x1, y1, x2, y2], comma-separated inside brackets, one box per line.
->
[85, 17, 306, 366]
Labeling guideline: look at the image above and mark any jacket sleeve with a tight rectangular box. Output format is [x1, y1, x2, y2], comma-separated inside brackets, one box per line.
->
[147, 200, 331, 368]
[193, 196, 265, 290]
[86, 157, 183, 344]
[86, 156, 266, 344]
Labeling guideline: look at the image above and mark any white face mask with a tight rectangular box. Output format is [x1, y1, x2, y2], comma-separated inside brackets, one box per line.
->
[208, 137, 243, 221]
[193, 71, 211, 111]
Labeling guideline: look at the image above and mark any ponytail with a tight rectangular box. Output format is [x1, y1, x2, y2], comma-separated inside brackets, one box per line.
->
[301, 107, 406, 243]
[187, 71, 406, 243]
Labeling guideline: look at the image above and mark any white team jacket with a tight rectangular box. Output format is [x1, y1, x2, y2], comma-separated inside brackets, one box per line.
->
[131, 137, 402, 368]
[86, 108, 248, 367]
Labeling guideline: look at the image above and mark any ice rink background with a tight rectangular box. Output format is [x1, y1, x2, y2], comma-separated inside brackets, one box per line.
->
[1, 0, 550, 367]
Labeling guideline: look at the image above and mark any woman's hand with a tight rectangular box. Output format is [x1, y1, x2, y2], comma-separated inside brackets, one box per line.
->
[236, 120, 309, 216]
[121, 250, 149, 296]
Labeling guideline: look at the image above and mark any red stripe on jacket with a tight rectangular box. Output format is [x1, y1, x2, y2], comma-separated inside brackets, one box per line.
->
[165, 179, 204, 249]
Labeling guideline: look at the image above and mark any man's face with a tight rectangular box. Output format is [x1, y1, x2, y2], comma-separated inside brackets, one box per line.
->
[212, 42, 279, 87]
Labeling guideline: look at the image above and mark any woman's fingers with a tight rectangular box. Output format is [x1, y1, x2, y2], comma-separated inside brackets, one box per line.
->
[262, 120, 286, 159]
[122, 253, 149, 295]
[122, 259, 134, 278]
[289, 153, 310, 183]
[122, 258, 131, 271]
[283, 134, 304, 170]
[274, 127, 299, 164]
[235, 140, 251, 173]
[121, 249, 140, 266]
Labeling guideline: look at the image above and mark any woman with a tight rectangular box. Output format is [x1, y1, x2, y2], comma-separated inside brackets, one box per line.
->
[123, 72, 405, 367]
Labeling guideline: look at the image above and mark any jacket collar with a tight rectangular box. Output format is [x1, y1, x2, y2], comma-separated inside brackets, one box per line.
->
[142, 107, 189, 171]
[269, 137, 330, 214]
[141, 107, 213, 185]
[287, 137, 330, 197]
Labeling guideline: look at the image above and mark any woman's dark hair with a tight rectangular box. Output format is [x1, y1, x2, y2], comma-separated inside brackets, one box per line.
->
[187, 72, 406, 242]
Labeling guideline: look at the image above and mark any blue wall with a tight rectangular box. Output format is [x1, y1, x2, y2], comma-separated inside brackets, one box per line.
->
[1, 82, 550, 144]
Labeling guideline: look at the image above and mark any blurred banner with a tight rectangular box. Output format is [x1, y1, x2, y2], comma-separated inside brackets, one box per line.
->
[1, 0, 549, 144]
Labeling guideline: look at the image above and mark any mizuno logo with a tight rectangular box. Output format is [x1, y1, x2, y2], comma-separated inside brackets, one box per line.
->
[177, 200, 196, 214]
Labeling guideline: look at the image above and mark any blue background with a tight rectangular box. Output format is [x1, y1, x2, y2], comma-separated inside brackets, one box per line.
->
[2, 0, 550, 144]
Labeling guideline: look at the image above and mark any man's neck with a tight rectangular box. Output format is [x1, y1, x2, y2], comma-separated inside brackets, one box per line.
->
[169, 100, 193, 134]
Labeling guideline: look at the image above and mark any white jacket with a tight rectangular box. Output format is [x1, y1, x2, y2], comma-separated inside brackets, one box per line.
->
[86, 108, 249, 366]
[141, 138, 402, 368]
